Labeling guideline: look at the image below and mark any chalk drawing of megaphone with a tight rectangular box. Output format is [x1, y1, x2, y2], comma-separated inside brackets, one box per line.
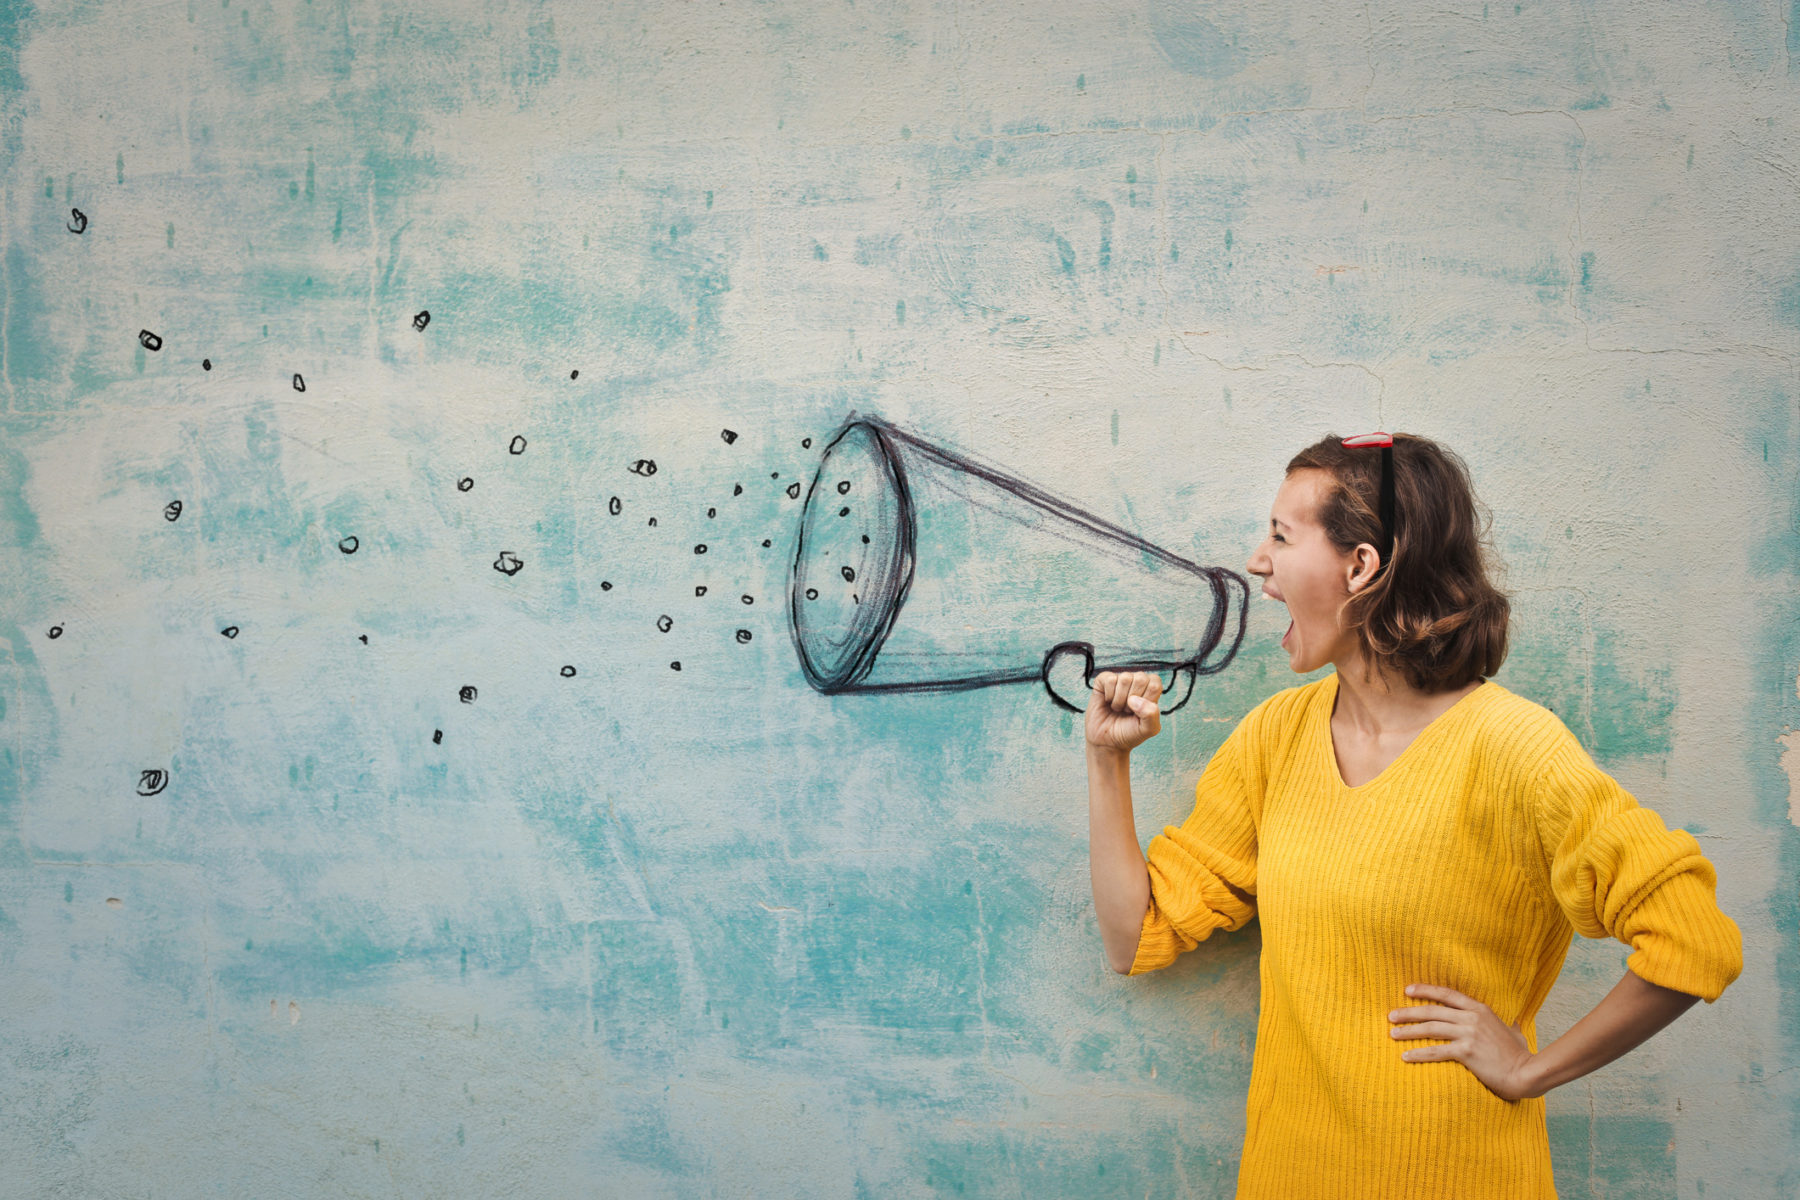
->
[788, 414, 1248, 713]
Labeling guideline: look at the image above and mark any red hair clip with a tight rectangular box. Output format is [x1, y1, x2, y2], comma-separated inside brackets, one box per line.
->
[1341, 432, 1393, 448]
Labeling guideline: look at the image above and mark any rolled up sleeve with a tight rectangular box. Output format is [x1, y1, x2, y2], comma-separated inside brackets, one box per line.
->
[1530, 727, 1743, 1003]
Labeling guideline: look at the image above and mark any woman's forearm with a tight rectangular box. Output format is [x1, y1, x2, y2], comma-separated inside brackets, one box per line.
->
[1520, 968, 1702, 1097]
[1088, 743, 1151, 974]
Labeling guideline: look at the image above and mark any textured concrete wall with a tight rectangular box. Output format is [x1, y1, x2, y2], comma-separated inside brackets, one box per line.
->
[1, 1, 1794, 1195]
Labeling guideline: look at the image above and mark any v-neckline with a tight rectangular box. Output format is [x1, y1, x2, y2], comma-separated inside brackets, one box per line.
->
[1321, 671, 1494, 792]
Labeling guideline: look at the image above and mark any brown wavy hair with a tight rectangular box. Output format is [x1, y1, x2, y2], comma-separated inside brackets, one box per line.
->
[1285, 432, 1511, 693]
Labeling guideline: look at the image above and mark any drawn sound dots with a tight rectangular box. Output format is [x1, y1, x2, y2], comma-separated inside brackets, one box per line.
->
[413, 310, 430, 331]
[694, 544, 708, 555]
[221, 625, 240, 639]
[608, 497, 622, 516]
[647, 518, 657, 528]
[837, 480, 851, 495]
[570, 369, 579, 379]
[459, 686, 477, 704]
[292, 374, 306, 392]
[736, 629, 752, 644]
[138, 329, 162, 351]
[721, 429, 738, 444]
[494, 551, 524, 576]
[163, 500, 183, 522]
[136, 769, 168, 797]
[804, 588, 819, 601]
[707, 508, 716, 519]
[656, 615, 674, 633]
[762, 539, 772, 548]
[695, 586, 708, 597]
[733, 484, 743, 496]
[457, 477, 474, 492]
[786, 483, 801, 499]
[202, 359, 212, 371]
[509, 436, 527, 455]
[802, 438, 812, 449]
[67, 207, 88, 234]
[47, 624, 63, 639]
[629, 459, 657, 477]
[740, 594, 754, 606]
[432, 729, 443, 744]
[670, 661, 682, 671]
[337, 535, 359, 555]
[599, 581, 612, 591]
[559, 665, 577, 677]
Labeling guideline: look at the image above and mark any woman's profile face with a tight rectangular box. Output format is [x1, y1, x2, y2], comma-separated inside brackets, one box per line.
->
[1246, 469, 1371, 673]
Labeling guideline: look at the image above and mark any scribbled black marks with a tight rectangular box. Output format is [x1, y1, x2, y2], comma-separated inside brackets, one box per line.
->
[656, 615, 674, 633]
[570, 369, 579, 379]
[695, 586, 707, 597]
[202, 359, 212, 371]
[838, 507, 850, 517]
[733, 484, 743, 496]
[694, 544, 707, 554]
[802, 438, 813, 449]
[47, 624, 63, 639]
[786, 483, 801, 499]
[459, 686, 477, 703]
[629, 459, 657, 477]
[647, 517, 658, 527]
[67, 207, 87, 234]
[457, 477, 474, 492]
[670, 661, 681, 671]
[560, 664, 576, 677]
[707, 508, 716, 518]
[761, 539, 771, 548]
[221, 625, 239, 638]
[600, 581, 612, 591]
[163, 500, 183, 522]
[608, 497, 622, 516]
[509, 436, 527, 455]
[740, 594, 754, 605]
[413, 310, 430, 331]
[136, 769, 168, 796]
[433, 729, 443, 744]
[359, 634, 369, 644]
[721, 429, 738, 444]
[736, 629, 752, 643]
[292, 374, 305, 392]
[138, 330, 162, 351]
[337, 535, 359, 554]
[494, 551, 523, 576]
[787, 414, 1248, 714]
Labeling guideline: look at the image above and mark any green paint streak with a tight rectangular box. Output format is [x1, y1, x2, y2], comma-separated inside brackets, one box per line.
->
[1579, 250, 1594, 291]
[1111, 410, 1118, 445]
[1053, 233, 1075, 275]
[1125, 166, 1136, 183]
[895, 299, 905, 325]
[1075, 73, 1084, 90]
[332, 203, 343, 243]
[116, 152, 123, 183]
[166, 222, 175, 249]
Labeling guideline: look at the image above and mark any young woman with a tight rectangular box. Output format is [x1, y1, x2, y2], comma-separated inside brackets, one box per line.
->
[1084, 431, 1742, 1199]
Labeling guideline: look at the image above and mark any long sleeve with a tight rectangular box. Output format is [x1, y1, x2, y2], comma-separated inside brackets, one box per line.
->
[1528, 721, 1744, 1003]
[1128, 711, 1262, 976]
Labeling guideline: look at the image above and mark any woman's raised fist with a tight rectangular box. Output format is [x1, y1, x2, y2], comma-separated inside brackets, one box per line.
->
[1084, 670, 1163, 754]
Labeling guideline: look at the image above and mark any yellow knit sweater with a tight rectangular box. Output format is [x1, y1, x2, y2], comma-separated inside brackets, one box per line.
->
[1129, 670, 1743, 1199]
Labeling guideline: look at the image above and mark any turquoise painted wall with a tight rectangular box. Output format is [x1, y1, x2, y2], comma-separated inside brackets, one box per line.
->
[1, 1, 1795, 1195]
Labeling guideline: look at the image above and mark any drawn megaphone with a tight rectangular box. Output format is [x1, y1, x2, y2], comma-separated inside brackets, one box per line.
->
[787, 414, 1248, 713]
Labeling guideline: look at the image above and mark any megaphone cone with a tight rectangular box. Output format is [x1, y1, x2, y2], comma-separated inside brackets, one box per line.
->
[788, 414, 1248, 713]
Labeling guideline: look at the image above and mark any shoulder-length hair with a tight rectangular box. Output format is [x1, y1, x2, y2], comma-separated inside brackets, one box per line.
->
[1286, 432, 1511, 693]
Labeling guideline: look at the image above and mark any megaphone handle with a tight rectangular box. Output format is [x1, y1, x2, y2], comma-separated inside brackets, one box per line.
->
[1158, 664, 1197, 715]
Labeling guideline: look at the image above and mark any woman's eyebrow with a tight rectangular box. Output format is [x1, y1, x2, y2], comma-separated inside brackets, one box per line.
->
[1270, 517, 1291, 530]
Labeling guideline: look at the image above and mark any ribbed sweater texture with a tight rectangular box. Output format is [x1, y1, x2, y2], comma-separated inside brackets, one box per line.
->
[1129, 671, 1744, 1199]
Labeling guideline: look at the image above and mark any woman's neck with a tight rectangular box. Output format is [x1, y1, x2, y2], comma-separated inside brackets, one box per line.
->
[1330, 656, 1483, 738]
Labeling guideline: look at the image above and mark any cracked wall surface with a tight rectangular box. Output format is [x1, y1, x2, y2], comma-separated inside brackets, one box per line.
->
[0, 1, 1796, 1196]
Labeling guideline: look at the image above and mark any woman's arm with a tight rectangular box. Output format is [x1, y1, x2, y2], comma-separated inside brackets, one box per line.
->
[1088, 743, 1151, 975]
[1518, 968, 1701, 1098]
